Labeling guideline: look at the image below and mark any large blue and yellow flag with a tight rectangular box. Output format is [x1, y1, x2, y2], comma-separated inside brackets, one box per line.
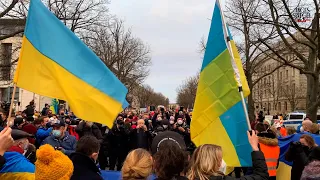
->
[14, 0, 128, 127]
[191, 0, 252, 167]
[0, 152, 35, 180]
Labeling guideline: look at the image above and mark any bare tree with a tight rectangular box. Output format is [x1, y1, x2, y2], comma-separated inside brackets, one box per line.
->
[176, 74, 199, 108]
[88, 19, 151, 94]
[282, 82, 304, 112]
[241, 0, 320, 121]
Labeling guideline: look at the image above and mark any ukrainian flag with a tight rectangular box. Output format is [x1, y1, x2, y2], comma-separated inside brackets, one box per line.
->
[191, 0, 252, 167]
[14, 0, 128, 128]
[50, 98, 59, 115]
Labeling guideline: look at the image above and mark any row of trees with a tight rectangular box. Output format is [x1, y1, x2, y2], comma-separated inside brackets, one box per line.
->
[0, 0, 151, 106]
[177, 0, 320, 122]
[134, 84, 169, 107]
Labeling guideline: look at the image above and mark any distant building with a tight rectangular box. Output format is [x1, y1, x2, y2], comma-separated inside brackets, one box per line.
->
[252, 32, 308, 115]
[0, 19, 51, 112]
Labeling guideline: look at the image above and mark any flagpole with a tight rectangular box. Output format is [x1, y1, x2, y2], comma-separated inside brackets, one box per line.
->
[217, 0, 251, 130]
[7, 83, 17, 127]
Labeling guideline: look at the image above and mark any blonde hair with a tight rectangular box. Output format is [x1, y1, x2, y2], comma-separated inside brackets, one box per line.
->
[121, 148, 153, 180]
[187, 144, 224, 180]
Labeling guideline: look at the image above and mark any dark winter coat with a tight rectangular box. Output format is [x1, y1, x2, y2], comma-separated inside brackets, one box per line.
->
[107, 126, 130, 154]
[75, 121, 103, 143]
[70, 152, 103, 180]
[130, 128, 151, 150]
[197, 151, 269, 180]
[41, 131, 77, 156]
[285, 142, 313, 180]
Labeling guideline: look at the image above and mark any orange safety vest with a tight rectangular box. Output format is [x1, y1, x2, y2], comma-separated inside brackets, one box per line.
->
[259, 143, 280, 177]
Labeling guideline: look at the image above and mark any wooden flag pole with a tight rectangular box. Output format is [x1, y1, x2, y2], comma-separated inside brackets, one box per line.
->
[7, 83, 17, 127]
[217, 0, 251, 130]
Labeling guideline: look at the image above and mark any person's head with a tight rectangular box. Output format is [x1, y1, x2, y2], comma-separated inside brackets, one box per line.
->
[310, 123, 319, 134]
[38, 116, 49, 127]
[162, 119, 169, 130]
[122, 149, 153, 180]
[35, 144, 73, 180]
[301, 160, 320, 180]
[137, 119, 145, 127]
[153, 141, 186, 179]
[187, 144, 223, 180]
[85, 121, 94, 128]
[14, 117, 26, 129]
[286, 126, 296, 135]
[255, 123, 267, 134]
[47, 110, 53, 115]
[13, 138, 29, 153]
[177, 117, 184, 125]
[76, 136, 100, 162]
[45, 103, 49, 108]
[52, 122, 66, 139]
[157, 114, 162, 121]
[300, 134, 317, 148]
[302, 120, 313, 132]
[117, 114, 124, 121]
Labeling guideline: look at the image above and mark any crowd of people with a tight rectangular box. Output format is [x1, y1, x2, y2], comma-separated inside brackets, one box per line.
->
[0, 101, 319, 179]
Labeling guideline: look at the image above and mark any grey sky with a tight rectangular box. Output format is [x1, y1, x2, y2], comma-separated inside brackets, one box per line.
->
[109, 0, 225, 103]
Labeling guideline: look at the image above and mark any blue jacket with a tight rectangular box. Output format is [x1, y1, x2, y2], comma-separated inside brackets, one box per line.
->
[36, 127, 52, 145]
[0, 152, 35, 180]
[42, 131, 77, 156]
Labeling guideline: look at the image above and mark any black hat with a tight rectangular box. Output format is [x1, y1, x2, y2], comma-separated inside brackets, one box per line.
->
[151, 131, 186, 155]
[11, 129, 33, 140]
[14, 117, 24, 126]
[53, 120, 65, 127]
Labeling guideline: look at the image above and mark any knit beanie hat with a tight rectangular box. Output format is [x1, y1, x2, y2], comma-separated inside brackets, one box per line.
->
[35, 144, 74, 180]
[301, 160, 320, 180]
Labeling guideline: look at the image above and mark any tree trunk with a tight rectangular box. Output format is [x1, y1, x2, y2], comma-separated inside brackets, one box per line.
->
[306, 75, 319, 122]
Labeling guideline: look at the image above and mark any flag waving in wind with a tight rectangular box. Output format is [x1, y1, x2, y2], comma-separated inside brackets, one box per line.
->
[191, 0, 252, 167]
[14, 0, 128, 128]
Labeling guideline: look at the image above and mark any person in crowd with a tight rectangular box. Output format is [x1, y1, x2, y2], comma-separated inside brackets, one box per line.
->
[286, 126, 296, 135]
[107, 116, 130, 171]
[255, 123, 280, 180]
[310, 123, 319, 134]
[0, 111, 8, 127]
[42, 120, 77, 156]
[187, 131, 269, 180]
[11, 117, 26, 130]
[23, 100, 35, 118]
[0, 129, 35, 179]
[41, 103, 50, 116]
[297, 117, 310, 133]
[121, 148, 153, 180]
[153, 140, 188, 180]
[70, 136, 103, 180]
[285, 134, 318, 180]
[35, 144, 74, 180]
[301, 119, 313, 133]
[22, 123, 37, 145]
[0, 127, 14, 171]
[301, 160, 320, 180]
[76, 120, 103, 142]
[130, 119, 151, 150]
[35, 116, 52, 148]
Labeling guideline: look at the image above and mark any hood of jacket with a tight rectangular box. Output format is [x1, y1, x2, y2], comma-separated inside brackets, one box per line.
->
[258, 136, 278, 146]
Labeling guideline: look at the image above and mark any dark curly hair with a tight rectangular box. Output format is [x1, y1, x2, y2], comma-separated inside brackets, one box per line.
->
[153, 140, 187, 179]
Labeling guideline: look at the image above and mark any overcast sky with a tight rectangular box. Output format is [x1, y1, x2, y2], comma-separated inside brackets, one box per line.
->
[109, 0, 225, 103]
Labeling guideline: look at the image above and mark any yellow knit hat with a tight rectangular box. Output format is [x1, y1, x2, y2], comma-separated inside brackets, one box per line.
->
[35, 144, 74, 180]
